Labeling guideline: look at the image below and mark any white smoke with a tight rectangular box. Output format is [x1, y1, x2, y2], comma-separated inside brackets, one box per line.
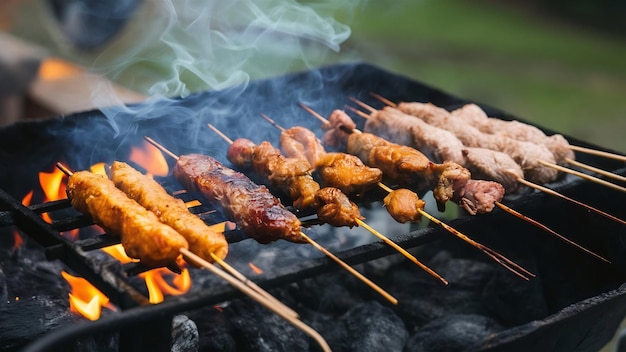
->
[79, 0, 356, 99]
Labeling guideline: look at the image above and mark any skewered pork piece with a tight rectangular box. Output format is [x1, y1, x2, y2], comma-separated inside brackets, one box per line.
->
[319, 110, 509, 211]
[358, 107, 525, 192]
[450, 103, 575, 165]
[282, 122, 505, 216]
[174, 154, 305, 244]
[110, 161, 229, 262]
[66, 171, 189, 267]
[394, 103, 559, 184]
[227, 138, 363, 227]
[279, 128, 383, 196]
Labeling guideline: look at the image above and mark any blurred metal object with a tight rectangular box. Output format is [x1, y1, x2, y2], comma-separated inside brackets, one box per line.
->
[0, 32, 43, 126]
[45, 0, 143, 50]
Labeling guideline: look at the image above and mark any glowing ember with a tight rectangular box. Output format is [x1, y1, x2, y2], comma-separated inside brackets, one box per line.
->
[61, 271, 115, 321]
[129, 141, 169, 177]
[249, 262, 264, 275]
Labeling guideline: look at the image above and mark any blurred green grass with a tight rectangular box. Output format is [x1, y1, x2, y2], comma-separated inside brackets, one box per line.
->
[336, 0, 626, 153]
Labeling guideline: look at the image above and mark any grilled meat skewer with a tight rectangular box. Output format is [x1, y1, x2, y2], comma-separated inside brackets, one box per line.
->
[110, 161, 229, 262]
[316, 110, 507, 214]
[393, 103, 559, 184]
[174, 154, 305, 244]
[227, 137, 363, 227]
[65, 170, 189, 267]
[450, 103, 575, 165]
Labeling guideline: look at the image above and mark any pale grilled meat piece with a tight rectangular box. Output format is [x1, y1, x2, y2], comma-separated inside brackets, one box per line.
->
[364, 107, 524, 193]
[396, 102, 558, 184]
[451, 103, 575, 165]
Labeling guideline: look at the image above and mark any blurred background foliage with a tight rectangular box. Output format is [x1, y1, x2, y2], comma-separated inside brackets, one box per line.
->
[335, 0, 626, 153]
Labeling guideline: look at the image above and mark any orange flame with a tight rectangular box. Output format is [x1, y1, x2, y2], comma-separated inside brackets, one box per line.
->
[39, 167, 67, 202]
[61, 271, 116, 321]
[140, 268, 191, 304]
[129, 141, 169, 177]
[101, 244, 138, 264]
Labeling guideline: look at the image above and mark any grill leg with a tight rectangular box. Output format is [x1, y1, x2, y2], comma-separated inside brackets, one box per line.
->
[118, 316, 172, 352]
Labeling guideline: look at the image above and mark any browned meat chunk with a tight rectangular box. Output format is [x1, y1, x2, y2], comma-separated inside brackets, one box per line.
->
[110, 161, 228, 263]
[383, 188, 425, 223]
[313, 187, 363, 227]
[174, 154, 304, 244]
[66, 171, 188, 267]
[316, 152, 383, 195]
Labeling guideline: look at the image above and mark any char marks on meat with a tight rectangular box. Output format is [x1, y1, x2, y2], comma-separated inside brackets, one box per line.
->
[174, 154, 304, 244]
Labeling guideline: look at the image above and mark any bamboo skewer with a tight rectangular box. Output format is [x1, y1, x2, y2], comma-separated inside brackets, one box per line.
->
[298, 232, 398, 304]
[569, 145, 626, 163]
[564, 158, 626, 184]
[160, 130, 399, 304]
[537, 160, 626, 193]
[302, 103, 612, 264]
[347, 99, 626, 227]
[366, 94, 626, 193]
[259, 113, 448, 285]
[293, 109, 540, 279]
[56, 161, 301, 321]
[181, 248, 331, 352]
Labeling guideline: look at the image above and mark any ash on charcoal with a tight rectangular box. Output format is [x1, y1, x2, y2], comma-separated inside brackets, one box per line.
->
[318, 300, 407, 352]
[186, 305, 237, 351]
[289, 270, 371, 315]
[404, 314, 503, 352]
[226, 298, 310, 352]
[0, 296, 79, 350]
[483, 262, 548, 326]
[171, 315, 199, 352]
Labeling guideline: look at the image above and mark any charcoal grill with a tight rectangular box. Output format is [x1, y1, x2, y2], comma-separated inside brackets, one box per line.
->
[1, 62, 625, 351]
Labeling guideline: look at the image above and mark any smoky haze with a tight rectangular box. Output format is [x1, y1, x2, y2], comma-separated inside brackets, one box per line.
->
[70, 0, 357, 98]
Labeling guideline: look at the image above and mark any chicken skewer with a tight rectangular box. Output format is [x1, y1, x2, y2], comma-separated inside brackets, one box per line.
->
[106, 161, 298, 319]
[144, 137, 398, 304]
[364, 96, 626, 193]
[370, 92, 626, 163]
[55, 162, 300, 322]
[340, 102, 626, 227]
[259, 114, 537, 280]
[301, 104, 612, 262]
[208, 122, 448, 285]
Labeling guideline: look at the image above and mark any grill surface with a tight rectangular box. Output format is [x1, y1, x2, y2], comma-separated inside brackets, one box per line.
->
[0, 62, 625, 351]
